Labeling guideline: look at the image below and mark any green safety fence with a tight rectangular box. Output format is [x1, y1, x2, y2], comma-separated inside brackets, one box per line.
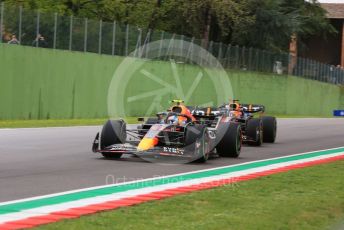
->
[0, 44, 343, 120]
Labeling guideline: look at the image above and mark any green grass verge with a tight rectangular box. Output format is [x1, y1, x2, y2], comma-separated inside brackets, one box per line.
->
[0, 117, 139, 128]
[36, 160, 344, 230]
[0, 114, 335, 128]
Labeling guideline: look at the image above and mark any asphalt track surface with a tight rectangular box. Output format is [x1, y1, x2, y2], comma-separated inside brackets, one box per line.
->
[0, 118, 343, 202]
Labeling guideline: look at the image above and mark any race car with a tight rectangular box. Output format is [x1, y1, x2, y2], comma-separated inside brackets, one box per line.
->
[218, 100, 277, 146]
[92, 100, 242, 163]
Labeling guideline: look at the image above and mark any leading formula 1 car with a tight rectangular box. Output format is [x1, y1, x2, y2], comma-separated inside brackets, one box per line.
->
[92, 100, 242, 163]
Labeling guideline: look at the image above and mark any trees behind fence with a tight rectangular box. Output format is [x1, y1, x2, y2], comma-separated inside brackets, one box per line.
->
[0, 2, 343, 85]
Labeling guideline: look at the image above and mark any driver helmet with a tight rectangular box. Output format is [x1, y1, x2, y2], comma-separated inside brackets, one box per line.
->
[167, 115, 178, 124]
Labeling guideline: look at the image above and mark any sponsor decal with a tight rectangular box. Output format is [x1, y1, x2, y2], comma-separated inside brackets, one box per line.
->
[162, 147, 184, 155]
[110, 144, 132, 151]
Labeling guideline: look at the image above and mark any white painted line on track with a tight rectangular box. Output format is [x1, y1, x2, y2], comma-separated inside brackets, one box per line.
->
[1, 145, 343, 207]
[0, 149, 343, 224]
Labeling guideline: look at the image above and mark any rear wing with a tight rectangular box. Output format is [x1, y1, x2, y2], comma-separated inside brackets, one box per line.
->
[217, 103, 265, 114]
[186, 103, 265, 118]
[191, 107, 221, 119]
[240, 104, 265, 113]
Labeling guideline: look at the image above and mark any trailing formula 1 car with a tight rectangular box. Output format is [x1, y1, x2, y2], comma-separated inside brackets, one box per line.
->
[92, 100, 242, 163]
[218, 100, 277, 146]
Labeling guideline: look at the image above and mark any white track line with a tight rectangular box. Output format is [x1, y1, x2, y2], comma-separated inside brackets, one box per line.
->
[1, 146, 343, 207]
[0, 149, 343, 224]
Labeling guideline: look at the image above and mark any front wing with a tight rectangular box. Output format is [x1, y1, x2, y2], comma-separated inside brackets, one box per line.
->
[93, 142, 206, 163]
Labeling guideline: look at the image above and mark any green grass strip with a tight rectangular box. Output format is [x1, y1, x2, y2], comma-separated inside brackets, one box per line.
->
[0, 115, 334, 129]
[36, 160, 344, 230]
[0, 118, 138, 128]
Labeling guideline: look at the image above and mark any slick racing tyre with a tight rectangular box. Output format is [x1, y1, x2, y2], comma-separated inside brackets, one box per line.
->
[261, 116, 277, 143]
[185, 124, 210, 163]
[246, 118, 263, 146]
[100, 120, 126, 159]
[216, 122, 242, 158]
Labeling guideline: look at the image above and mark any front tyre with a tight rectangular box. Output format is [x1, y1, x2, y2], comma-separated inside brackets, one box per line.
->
[216, 122, 242, 158]
[185, 124, 209, 163]
[100, 120, 126, 159]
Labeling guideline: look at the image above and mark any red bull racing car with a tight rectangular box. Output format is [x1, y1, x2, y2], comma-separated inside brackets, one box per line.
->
[92, 100, 242, 163]
[218, 100, 277, 146]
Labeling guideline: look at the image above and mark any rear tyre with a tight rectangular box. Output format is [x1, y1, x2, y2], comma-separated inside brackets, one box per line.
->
[246, 118, 263, 146]
[216, 122, 242, 158]
[262, 116, 277, 143]
[185, 125, 209, 163]
[100, 120, 126, 159]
